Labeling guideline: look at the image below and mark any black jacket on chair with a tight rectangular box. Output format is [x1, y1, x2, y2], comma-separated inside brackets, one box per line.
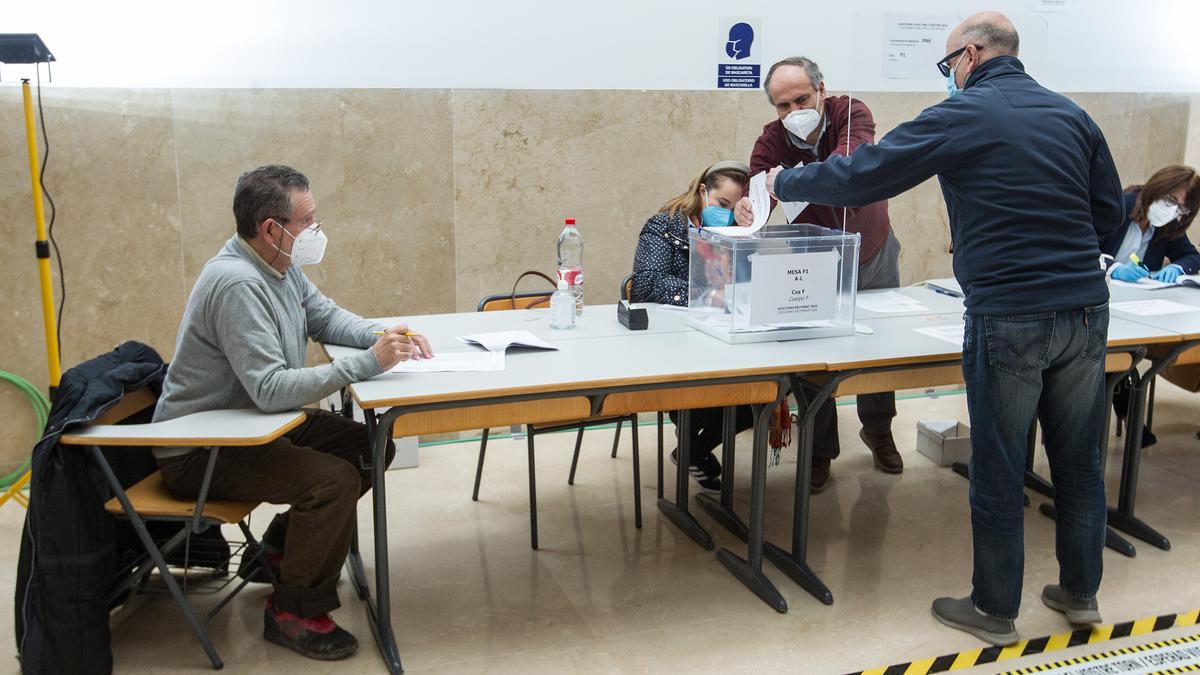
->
[15, 341, 167, 675]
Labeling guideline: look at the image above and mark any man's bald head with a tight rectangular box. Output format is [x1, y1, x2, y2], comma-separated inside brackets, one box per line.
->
[947, 11, 1020, 57]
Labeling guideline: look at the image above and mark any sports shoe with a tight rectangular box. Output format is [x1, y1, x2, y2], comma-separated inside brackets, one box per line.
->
[1041, 584, 1102, 625]
[669, 448, 722, 493]
[263, 597, 358, 661]
[931, 596, 1019, 646]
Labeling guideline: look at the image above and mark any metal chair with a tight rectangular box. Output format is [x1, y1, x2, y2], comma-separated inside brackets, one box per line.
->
[471, 283, 641, 549]
[58, 391, 306, 669]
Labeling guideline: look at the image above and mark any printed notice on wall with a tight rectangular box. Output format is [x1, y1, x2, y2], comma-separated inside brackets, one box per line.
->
[749, 250, 839, 326]
[1029, 0, 1072, 12]
[883, 14, 955, 79]
[716, 17, 763, 89]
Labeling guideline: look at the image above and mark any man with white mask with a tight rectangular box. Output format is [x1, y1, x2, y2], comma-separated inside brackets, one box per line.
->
[736, 56, 904, 492]
[153, 165, 432, 660]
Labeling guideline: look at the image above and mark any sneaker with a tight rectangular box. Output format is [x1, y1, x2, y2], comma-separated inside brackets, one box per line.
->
[669, 448, 722, 493]
[931, 596, 1020, 646]
[263, 597, 358, 661]
[811, 457, 832, 494]
[1041, 584, 1102, 625]
[237, 542, 283, 583]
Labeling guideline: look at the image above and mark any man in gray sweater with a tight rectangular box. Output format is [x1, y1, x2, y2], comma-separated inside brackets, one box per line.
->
[153, 165, 431, 660]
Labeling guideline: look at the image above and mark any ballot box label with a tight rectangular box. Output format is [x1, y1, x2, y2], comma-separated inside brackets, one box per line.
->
[750, 250, 839, 325]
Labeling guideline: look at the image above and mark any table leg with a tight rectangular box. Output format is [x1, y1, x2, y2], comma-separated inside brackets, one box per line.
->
[363, 410, 403, 674]
[657, 408, 714, 550]
[717, 398, 787, 613]
[696, 406, 749, 541]
[1108, 369, 1170, 550]
[763, 375, 832, 605]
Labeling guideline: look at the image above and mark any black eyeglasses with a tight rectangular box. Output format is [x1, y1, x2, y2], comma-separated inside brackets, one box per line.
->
[936, 45, 981, 77]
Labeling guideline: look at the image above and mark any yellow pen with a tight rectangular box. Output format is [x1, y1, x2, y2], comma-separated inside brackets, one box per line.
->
[373, 331, 420, 337]
[1129, 253, 1149, 271]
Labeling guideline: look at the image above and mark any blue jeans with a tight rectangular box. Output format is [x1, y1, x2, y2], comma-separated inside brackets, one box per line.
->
[962, 305, 1109, 619]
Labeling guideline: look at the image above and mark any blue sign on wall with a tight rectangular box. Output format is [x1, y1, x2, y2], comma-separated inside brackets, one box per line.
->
[716, 18, 762, 89]
[718, 64, 760, 89]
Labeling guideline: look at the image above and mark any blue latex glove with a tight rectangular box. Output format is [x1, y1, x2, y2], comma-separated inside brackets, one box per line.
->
[1111, 262, 1149, 282]
[1152, 264, 1185, 283]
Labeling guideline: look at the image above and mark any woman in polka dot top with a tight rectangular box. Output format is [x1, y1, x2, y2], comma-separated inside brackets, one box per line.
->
[629, 161, 753, 491]
[631, 161, 751, 306]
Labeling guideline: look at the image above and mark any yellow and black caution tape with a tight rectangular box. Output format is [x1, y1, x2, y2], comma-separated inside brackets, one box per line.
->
[847, 608, 1200, 675]
[1004, 633, 1200, 674]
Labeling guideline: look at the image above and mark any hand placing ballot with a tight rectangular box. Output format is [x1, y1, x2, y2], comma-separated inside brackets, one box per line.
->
[766, 165, 785, 199]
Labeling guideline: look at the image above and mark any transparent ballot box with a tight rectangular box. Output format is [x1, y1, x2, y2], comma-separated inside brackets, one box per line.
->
[687, 224, 860, 344]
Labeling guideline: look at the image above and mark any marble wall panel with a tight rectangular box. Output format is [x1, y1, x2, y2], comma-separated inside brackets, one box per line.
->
[0, 87, 180, 471]
[170, 89, 456, 323]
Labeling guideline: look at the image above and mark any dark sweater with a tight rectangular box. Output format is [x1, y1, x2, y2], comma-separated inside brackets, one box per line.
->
[750, 95, 892, 263]
[1098, 189, 1200, 274]
[774, 56, 1125, 315]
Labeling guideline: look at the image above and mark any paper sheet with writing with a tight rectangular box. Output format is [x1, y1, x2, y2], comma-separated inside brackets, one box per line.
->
[1111, 299, 1197, 316]
[705, 170, 771, 237]
[1111, 274, 1200, 291]
[749, 250, 839, 325]
[391, 350, 506, 373]
[856, 291, 930, 314]
[913, 324, 966, 347]
[456, 330, 558, 352]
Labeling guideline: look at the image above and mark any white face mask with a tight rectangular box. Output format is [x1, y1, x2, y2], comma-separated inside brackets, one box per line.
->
[1147, 199, 1180, 228]
[275, 223, 328, 266]
[782, 106, 822, 140]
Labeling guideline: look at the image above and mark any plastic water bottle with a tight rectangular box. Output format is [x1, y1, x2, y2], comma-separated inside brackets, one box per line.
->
[550, 279, 575, 330]
[556, 218, 584, 316]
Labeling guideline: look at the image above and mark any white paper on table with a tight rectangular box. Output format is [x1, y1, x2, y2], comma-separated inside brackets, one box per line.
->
[456, 330, 558, 352]
[781, 200, 809, 222]
[391, 351, 505, 373]
[1110, 299, 1196, 316]
[704, 170, 771, 237]
[913, 324, 966, 347]
[856, 291, 930, 314]
[1110, 278, 1175, 290]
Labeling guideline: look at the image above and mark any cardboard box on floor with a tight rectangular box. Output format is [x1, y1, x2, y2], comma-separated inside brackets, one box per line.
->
[917, 420, 971, 467]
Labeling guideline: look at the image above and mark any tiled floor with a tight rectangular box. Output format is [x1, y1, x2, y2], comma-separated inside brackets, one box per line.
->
[3, 384, 1199, 674]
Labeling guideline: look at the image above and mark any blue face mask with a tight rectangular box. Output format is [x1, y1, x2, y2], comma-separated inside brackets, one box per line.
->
[699, 187, 735, 227]
[945, 54, 964, 97]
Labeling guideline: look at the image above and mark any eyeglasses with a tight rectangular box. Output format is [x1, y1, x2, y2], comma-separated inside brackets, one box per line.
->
[936, 45, 981, 77]
[272, 217, 324, 233]
[1165, 195, 1192, 218]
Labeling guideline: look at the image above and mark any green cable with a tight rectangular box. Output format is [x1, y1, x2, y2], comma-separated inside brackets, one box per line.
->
[0, 370, 50, 489]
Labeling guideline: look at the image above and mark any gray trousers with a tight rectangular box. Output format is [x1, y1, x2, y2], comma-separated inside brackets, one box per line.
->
[812, 229, 901, 460]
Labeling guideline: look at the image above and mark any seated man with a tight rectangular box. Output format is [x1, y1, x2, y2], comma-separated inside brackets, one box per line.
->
[153, 165, 431, 660]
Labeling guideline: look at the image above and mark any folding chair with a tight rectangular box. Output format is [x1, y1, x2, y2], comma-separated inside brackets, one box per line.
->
[470, 280, 641, 549]
[59, 396, 306, 670]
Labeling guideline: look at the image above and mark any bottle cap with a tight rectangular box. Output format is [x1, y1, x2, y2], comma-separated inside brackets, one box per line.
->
[564, 218, 575, 225]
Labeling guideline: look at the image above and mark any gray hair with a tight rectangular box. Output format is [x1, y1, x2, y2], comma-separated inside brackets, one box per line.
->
[764, 57, 823, 103]
[961, 21, 1020, 56]
[233, 165, 310, 239]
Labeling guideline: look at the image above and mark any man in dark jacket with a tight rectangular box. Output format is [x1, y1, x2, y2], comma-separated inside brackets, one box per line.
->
[736, 56, 904, 492]
[766, 12, 1124, 646]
